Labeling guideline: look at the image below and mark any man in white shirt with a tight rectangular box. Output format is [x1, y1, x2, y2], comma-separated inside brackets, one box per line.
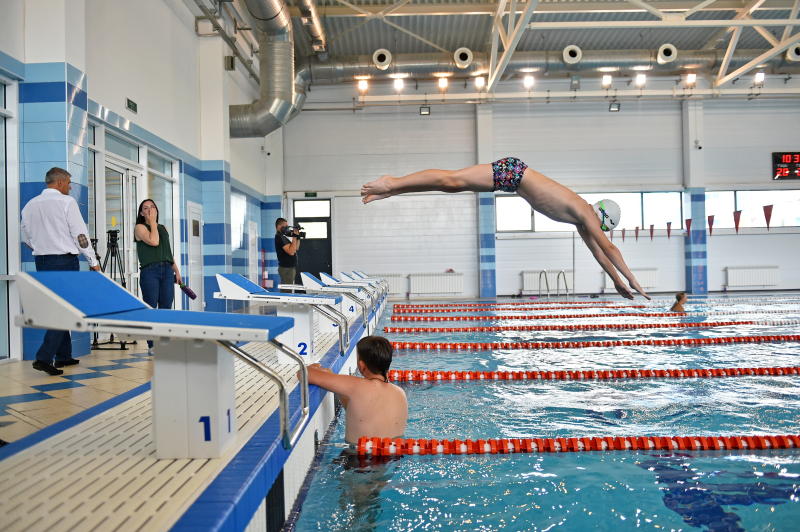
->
[21, 167, 100, 376]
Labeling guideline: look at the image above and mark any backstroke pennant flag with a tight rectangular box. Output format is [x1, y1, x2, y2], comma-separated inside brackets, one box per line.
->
[649, 224, 654, 240]
[666, 221, 672, 239]
[733, 210, 742, 233]
[707, 215, 715, 236]
[685, 218, 692, 237]
[763, 205, 773, 230]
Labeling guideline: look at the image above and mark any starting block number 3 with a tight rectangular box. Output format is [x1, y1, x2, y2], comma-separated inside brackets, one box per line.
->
[198, 409, 232, 442]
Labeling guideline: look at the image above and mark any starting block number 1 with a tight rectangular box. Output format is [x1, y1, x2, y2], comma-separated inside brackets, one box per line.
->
[198, 408, 232, 442]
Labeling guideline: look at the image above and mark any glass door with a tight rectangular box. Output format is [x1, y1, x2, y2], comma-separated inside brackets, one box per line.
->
[103, 161, 139, 293]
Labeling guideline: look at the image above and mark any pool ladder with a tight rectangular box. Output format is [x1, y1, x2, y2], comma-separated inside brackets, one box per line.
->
[538, 270, 570, 298]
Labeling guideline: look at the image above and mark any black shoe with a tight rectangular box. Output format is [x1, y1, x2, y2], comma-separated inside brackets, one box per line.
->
[32, 361, 64, 376]
[54, 358, 80, 368]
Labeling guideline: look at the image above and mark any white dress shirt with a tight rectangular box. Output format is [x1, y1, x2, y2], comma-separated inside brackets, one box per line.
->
[21, 188, 99, 267]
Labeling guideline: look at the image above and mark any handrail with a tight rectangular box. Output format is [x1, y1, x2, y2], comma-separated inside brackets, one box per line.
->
[556, 270, 569, 298]
[312, 303, 350, 354]
[309, 288, 370, 335]
[538, 270, 550, 298]
[218, 340, 309, 449]
[335, 282, 377, 308]
[277, 283, 306, 293]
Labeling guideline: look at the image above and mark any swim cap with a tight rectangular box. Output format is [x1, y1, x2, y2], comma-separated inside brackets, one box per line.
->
[592, 199, 621, 231]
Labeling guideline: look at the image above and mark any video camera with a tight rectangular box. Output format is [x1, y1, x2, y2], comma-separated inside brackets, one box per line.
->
[281, 225, 306, 239]
[107, 229, 120, 245]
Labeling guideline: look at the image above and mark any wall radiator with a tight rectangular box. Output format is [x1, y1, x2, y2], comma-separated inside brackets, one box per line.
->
[409, 273, 464, 297]
[369, 273, 408, 296]
[604, 268, 659, 293]
[725, 266, 780, 289]
[522, 270, 573, 294]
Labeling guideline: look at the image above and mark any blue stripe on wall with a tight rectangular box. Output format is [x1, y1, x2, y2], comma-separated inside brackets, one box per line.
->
[19, 82, 66, 103]
[479, 233, 494, 249]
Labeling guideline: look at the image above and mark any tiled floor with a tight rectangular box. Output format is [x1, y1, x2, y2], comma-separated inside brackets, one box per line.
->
[0, 342, 152, 443]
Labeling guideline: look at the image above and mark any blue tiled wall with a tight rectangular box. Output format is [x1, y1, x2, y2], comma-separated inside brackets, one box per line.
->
[684, 187, 708, 294]
[477, 193, 496, 298]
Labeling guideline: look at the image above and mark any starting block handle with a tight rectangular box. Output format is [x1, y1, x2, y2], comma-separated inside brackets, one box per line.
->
[278, 284, 306, 293]
[340, 291, 370, 335]
[217, 340, 310, 449]
[312, 303, 350, 355]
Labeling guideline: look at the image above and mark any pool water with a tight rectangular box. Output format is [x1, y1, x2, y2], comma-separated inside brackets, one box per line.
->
[292, 297, 800, 531]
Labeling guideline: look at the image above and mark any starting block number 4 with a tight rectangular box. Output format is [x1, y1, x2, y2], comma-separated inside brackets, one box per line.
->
[349, 306, 355, 313]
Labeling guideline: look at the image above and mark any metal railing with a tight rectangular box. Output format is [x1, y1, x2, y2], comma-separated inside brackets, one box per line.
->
[218, 339, 310, 449]
[538, 270, 550, 298]
[312, 303, 350, 355]
[556, 270, 569, 297]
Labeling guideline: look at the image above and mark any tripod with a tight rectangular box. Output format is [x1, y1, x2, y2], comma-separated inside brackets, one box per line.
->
[91, 230, 131, 350]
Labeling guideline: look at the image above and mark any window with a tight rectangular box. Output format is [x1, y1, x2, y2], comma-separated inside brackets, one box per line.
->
[148, 151, 172, 175]
[87, 148, 96, 236]
[643, 192, 683, 230]
[294, 200, 330, 218]
[736, 190, 800, 228]
[705, 191, 735, 228]
[106, 133, 139, 162]
[0, 82, 9, 358]
[580, 192, 642, 231]
[146, 172, 174, 238]
[496, 196, 531, 231]
[231, 192, 247, 250]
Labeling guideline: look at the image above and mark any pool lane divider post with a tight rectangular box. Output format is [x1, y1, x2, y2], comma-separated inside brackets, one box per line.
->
[387, 366, 800, 383]
[389, 334, 800, 351]
[356, 434, 800, 456]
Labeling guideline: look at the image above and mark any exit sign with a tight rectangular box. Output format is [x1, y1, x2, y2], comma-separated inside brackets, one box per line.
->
[126, 98, 138, 114]
[304, 192, 317, 198]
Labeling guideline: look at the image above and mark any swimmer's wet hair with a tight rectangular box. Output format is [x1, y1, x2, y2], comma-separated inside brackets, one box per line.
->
[675, 292, 685, 301]
[356, 336, 393, 382]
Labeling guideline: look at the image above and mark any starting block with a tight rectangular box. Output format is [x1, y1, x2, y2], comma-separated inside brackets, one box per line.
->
[15, 271, 309, 459]
[293, 273, 374, 334]
[214, 273, 349, 357]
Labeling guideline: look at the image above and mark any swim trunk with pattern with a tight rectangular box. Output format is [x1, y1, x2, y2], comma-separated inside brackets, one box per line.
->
[491, 157, 528, 192]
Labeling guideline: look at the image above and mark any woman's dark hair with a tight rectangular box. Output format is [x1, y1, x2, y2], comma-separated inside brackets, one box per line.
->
[136, 199, 159, 226]
[356, 336, 393, 382]
[675, 292, 685, 301]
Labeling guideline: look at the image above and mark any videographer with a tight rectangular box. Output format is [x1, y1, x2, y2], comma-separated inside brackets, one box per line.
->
[275, 217, 301, 285]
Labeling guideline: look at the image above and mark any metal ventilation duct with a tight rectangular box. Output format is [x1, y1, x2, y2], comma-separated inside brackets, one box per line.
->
[297, 49, 800, 85]
[229, 0, 303, 138]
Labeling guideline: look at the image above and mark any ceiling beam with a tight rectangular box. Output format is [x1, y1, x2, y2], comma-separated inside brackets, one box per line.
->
[288, 0, 796, 17]
[624, 0, 667, 18]
[783, 0, 800, 40]
[488, 0, 540, 91]
[702, 0, 767, 49]
[716, 26, 742, 83]
[527, 18, 797, 29]
[683, 0, 722, 18]
[715, 31, 800, 86]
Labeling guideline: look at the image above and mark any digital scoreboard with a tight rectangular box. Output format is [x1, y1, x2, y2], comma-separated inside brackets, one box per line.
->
[773, 152, 800, 179]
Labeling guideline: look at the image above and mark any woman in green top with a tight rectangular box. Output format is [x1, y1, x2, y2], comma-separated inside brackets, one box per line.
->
[135, 199, 182, 347]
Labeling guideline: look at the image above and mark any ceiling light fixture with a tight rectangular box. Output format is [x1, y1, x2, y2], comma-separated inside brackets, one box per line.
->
[523, 75, 535, 89]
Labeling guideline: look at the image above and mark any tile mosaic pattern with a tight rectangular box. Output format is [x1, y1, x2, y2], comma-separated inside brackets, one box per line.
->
[0, 346, 152, 444]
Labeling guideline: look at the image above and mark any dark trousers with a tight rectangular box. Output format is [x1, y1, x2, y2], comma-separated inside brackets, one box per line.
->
[34, 254, 80, 363]
[140, 261, 175, 348]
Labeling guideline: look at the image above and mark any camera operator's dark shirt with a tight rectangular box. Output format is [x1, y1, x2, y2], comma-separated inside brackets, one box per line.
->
[275, 232, 296, 268]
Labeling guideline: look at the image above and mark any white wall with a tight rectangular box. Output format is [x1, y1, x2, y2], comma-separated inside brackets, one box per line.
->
[492, 100, 683, 190]
[333, 194, 479, 298]
[86, 0, 201, 156]
[227, 69, 267, 192]
[284, 101, 476, 191]
[496, 233, 685, 296]
[704, 100, 800, 187]
[707, 229, 800, 291]
[0, 0, 25, 62]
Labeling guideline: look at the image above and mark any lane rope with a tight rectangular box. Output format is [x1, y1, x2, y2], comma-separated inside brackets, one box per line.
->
[387, 365, 800, 383]
[390, 309, 797, 322]
[356, 434, 800, 456]
[384, 319, 800, 334]
[390, 334, 800, 351]
[393, 304, 647, 314]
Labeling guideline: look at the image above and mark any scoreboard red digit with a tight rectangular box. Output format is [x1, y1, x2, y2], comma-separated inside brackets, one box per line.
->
[773, 152, 800, 179]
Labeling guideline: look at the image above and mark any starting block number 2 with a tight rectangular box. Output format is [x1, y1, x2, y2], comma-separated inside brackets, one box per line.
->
[198, 409, 232, 442]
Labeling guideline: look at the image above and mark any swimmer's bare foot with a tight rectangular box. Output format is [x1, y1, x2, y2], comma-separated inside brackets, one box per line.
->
[361, 175, 394, 204]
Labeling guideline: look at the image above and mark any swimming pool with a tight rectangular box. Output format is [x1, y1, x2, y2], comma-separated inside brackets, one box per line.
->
[290, 297, 800, 531]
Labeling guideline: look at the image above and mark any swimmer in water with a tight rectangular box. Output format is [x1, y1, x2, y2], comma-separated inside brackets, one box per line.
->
[670, 292, 688, 312]
[361, 157, 651, 300]
[306, 336, 407, 444]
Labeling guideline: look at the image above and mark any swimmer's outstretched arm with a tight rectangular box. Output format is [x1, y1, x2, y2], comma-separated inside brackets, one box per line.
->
[305, 364, 358, 406]
[575, 210, 650, 300]
[361, 164, 494, 203]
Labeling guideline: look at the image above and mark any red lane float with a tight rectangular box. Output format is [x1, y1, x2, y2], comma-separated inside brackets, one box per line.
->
[390, 334, 800, 351]
[390, 308, 795, 322]
[387, 365, 800, 383]
[393, 304, 647, 313]
[384, 320, 774, 333]
[357, 434, 800, 456]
